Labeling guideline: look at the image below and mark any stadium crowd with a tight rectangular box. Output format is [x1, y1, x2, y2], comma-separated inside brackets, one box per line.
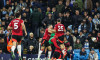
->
[0, 0, 100, 59]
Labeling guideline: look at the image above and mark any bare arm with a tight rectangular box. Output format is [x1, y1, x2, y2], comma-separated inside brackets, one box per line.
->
[8, 26, 13, 30]
[48, 29, 56, 33]
[21, 23, 27, 36]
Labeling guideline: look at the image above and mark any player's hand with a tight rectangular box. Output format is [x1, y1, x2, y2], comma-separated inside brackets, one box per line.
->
[25, 31, 27, 36]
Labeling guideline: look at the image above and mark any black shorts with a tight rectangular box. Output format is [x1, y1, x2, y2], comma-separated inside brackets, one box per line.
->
[53, 52, 62, 59]
[57, 35, 65, 45]
[12, 35, 22, 42]
[58, 35, 64, 41]
[41, 39, 50, 47]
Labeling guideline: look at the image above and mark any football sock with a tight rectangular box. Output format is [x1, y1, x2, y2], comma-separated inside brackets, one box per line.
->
[48, 50, 52, 59]
[62, 49, 66, 55]
[38, 49, 43, 58]
[11, 46, 16, 54]
[17, 45, 21, 57]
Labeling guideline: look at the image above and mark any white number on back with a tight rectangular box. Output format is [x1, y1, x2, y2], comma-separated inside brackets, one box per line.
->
[58, 26, 63, 31]
[14, 23, 18, 29]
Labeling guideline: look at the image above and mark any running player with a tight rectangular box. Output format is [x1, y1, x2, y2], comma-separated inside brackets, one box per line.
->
[38, 25, 53, 60]
[8, 12, 27, 60]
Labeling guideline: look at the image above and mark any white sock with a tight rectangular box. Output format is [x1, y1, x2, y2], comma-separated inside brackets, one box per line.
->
[38, 50, 43, 59]
[62, 49, 66, 55]
[17, 45, 21, 57]
[48, 51, 52, 59]
[11, 46, 16, 54]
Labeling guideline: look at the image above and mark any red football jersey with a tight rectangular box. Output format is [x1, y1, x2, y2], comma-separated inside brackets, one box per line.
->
[54, 23, 65, 37]
[43, 28, 51, 41]
[9, 18, 23, 36]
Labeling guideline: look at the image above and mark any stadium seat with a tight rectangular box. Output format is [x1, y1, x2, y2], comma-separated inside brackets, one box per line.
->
[74, 49, 80, 53]
[94, 49, 99, 54]
[85, 49, 90, 54]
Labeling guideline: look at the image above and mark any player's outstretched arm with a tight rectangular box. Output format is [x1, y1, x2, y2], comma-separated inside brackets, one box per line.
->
[21, 23, 27, 36]
[8, 26, 13, 30]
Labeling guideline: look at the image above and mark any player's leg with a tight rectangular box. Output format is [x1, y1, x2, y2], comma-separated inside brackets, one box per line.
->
[38, 39, 46, 59]
[11, 35, 17, 59]
[11, 41, 17, 59]
[60, 44, 66, 58]
[47, 46, 52, 59]
[38, 46, 45, 59]
[17, 42, 22, 60]
[17, 36, 23, 60]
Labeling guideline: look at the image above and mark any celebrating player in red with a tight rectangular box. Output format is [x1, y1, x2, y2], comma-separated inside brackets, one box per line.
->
[8, 12, 27, 60]
[51, 19, 66, 59]
[38, 25, 53, 59]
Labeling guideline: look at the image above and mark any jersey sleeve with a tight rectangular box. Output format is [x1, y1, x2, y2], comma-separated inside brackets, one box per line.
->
[8, 21, 12, 27]
[20, 20, 24, 23]
[54, 25, 57, 30]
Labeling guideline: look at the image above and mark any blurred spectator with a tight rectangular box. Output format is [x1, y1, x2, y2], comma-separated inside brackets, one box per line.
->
[56, 0, 64, 13]
[62, 12, 72, 28]
[83, 11, 88, 18]
[96, 32, 100, 52]
[73, 28, 79, 37]
[72, 2, 81, 13]
[80, 47, 86, 60]
[46, 7, 51, 16]
[39, 28, 45, 38]
[92, 29, 97, 37]
[72, 10, 83, 28]
[84, 39, 89, 49]
[58, 13, 63, 20]
[5, 1, 11, 9]
[5, 14, 10, 29]
[66, 46, 74, 60]
[52, 7, 58, 22]
[74, 39, 82, 49]
[80, 47, 86, 55]
[1, 7, 7, 20]
[30, 7, 42, 38]
[8, 7, 13, 16]
[63, 1, 72, 13]
[75, 0, 83, 11]
[83, 29, 88, 37]
[0, 38, 6, 53]
[88, 48, 98, 60]
[0, 48, 3, 54]
[65, 31, 73, 46]
[77, 31, 86, 45]
[84, 0, 93, 12]
[78, 21, 87, 33]
[96, 2, 100, 12]
[42, 13, 54, 28]
[71, 33, 76, 45]
[93, 15, 100, 30]
[64, 37, 70, 49]
[87, 16, 95, 32]
[91, 37, 98, 49]
[27, 32, 38, 54]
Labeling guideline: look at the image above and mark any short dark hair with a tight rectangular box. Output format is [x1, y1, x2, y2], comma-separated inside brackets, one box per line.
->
[57, 18, 61, 22]
[15, 12, 21, 18]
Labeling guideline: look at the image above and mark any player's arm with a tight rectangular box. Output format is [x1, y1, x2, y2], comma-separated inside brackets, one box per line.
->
[8, 26, 13, 30]
[64, 26, 66, 34]
[48, 29, 56, 33]
[21, 22, 27, 36]
[51, 29, 56, 33]
[8, 22, 13, 30]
